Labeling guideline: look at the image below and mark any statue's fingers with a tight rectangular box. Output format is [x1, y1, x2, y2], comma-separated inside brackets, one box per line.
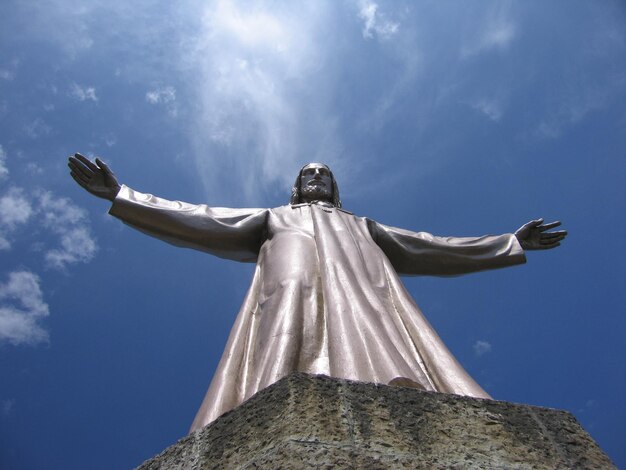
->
[95, 157, 114, 176]
[70, 168, 90, 184]
[526, 218, 544, 229]
[70, 171, 90, 189]
[69, 156, 94, 173]
[519, 218, 543, 232]
[74, 153, 99, 172]
[541, 230, 567, 239]
[538, 221, 561, 232]
[540, 235, 565, 245]
[68, 158, 93, 178]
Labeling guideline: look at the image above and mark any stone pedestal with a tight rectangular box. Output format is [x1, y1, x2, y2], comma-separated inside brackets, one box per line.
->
[137, 373, 615, 469]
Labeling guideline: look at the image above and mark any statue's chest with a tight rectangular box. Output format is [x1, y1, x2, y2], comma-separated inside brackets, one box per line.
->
[267, 204, 349, 239]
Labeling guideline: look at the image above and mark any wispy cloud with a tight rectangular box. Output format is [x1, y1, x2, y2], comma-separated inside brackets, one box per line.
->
[460, 5, 516, 58]
[188, 0, 341, 202]
[0, 189, 96, 346]
[104, 134, 117, 147]
[69, 83, 98, 102]
[0, 187, 97, 267]
[357, 0, 399, 40]
[45, 227, 97, 269]
[38, 192, 98, 269]
[0, 145, 8, 179]
[0, 271, 49, 346]
[353, 3, 419, 137]
[0, 59, 17, 81]
[534, 75, 625, 139]
[146, 86, 176, 105]
[146, 86, 177, 117]
[469, 97, 504, 122]
[26, 162, 43, 175]
[14, 1, 95, 59]
[24, 118, 51, 139]
[473, 340, 492, 357]
[0, 188, 33, 227]
[0, 188, 34, 250]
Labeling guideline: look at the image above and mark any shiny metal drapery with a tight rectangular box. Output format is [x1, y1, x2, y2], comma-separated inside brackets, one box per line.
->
[109, 185, 526, 433]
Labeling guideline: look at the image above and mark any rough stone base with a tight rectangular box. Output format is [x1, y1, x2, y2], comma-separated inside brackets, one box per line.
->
[137, 373, 615, 469]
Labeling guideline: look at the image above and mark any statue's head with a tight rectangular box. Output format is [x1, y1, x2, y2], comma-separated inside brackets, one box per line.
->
[290, 163, 341, 208]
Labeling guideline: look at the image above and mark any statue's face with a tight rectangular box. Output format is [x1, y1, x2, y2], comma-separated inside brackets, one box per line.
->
[299, 163, 333, 203]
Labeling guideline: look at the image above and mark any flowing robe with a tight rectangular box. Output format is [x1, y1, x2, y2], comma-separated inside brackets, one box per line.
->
[109, 185, 526, 433]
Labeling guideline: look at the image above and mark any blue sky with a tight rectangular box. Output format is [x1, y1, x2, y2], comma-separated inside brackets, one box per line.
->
[1, 1, 625, 468]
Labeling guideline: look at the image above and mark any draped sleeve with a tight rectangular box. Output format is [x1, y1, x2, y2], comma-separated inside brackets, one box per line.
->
[367, 219, 526, 276]
[109, 185, 269, 263]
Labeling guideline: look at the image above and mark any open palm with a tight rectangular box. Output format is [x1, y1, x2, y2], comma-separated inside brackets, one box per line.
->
[68, 153, 121, 201]
[515, 218, 567, 250]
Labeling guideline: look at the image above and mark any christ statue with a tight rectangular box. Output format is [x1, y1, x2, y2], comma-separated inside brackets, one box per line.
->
[68, 154, 566, 432]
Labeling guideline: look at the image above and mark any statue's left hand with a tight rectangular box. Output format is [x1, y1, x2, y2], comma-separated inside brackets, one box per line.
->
[515, 218, 567, 250]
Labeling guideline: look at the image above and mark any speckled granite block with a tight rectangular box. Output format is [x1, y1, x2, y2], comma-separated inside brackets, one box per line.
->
[136, 373, 615, 469]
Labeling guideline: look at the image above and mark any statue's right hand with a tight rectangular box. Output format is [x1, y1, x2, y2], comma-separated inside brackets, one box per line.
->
[68, 153, 121, 201]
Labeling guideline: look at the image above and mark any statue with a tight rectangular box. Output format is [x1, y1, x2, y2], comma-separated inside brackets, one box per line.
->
[68, 153, 567, 433]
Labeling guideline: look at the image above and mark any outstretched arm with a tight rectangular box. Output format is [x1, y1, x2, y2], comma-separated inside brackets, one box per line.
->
[514, 218, 567, 250]
[68, 153, 121, 201]
[67, 153, 268, 261]
[368, 219, 526, 276]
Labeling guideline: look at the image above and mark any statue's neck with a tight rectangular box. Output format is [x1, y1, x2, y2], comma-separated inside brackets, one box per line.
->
[309, 200, 334, 207]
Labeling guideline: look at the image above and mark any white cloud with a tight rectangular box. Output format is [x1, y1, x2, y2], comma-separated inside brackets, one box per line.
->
[469, 98, 504, 122]
[0, 188, 32, 228]
[0, 271, 49, 346]
[188, 1, 341, 202]
[473, 340, 492, 357]
[46, 227, 97, 269]
[14, 1, 95, 59]
[24, 118, 51, 139]
[0, 188, 33, 250]
[38, 192, 86, 227]
[26, 162, 43, 175]
[0, 188, 97, 266]
[0, 189, 96, 346]
[353, 10, 420, 136]
[357, 0, 399, 40]
[69, 83, 98, 102]
[460, 5, 516, 58]
[0, 145, 8, 179]
[146, 86, 177, 117]
[38, 192, 97, 269]
[481, 23, 515, 50]
[146, 86, 176, 104]
[104, 134, 117, 147]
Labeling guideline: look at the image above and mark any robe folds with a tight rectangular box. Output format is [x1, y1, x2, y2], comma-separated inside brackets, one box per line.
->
[109, 185, 526, 433]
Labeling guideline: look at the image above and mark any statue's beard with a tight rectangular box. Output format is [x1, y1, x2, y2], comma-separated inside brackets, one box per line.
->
[301, 185, 332, 202]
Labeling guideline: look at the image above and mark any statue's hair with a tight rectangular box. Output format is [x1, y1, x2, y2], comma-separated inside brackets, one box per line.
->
[290, 163, 342, 208]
